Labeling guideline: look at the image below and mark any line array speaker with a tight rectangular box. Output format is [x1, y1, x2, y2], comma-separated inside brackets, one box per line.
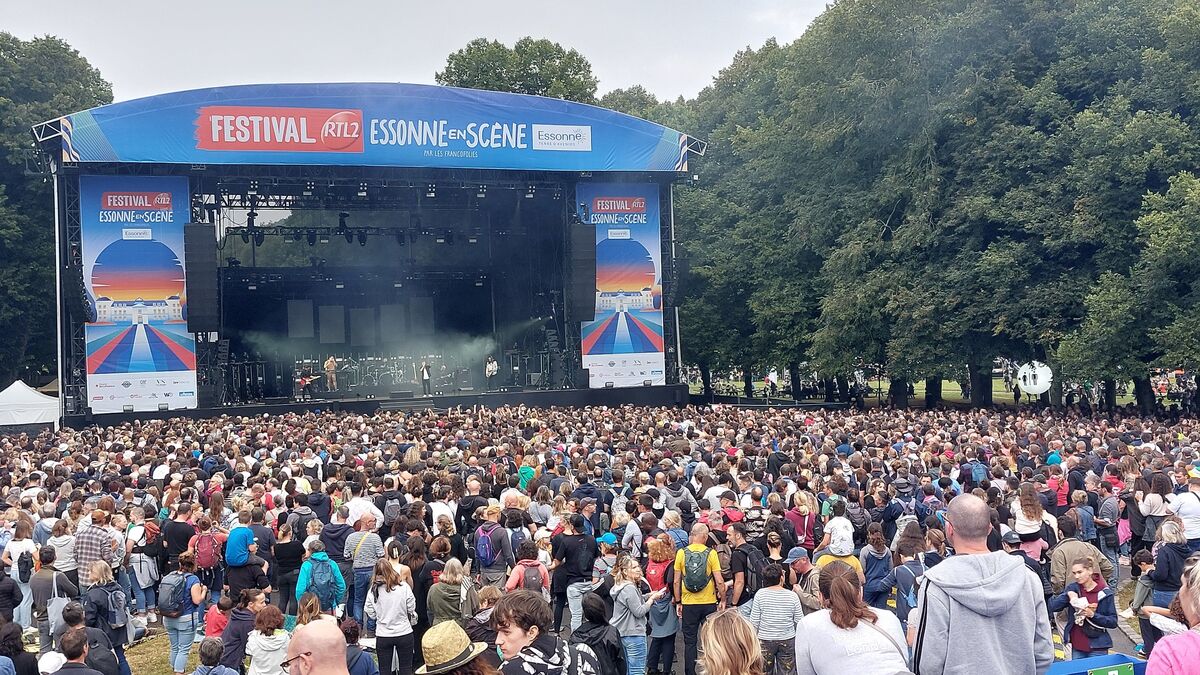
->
[184, 223, 220, 333]
[569, 223, 596, 322]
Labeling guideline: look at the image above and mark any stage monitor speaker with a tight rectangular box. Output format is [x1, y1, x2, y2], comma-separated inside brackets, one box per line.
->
[569, 223, 596, 322]
[184, 224, 220, 332]
[197, 384, 219, 409]
[390, 390, 415, 399]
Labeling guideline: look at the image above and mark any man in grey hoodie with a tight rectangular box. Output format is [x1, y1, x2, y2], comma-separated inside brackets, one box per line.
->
[911, 494, 1054, 675]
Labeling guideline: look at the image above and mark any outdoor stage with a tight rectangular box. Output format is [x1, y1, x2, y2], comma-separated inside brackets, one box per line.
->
[35, 83, 704, 426]
[61, 383, 689, 428]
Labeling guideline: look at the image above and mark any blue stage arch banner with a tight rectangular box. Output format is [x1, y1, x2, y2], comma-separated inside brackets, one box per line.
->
[80, 175, 198, 414]
[52, 83, 689, 172]
[578, 183, 666, 389]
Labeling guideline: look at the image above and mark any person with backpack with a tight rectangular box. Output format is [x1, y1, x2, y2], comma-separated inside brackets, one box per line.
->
[187, 517, 228, 608]
[881, 477, 928, 547]
[30, 547, 77, 655]
[867, 535, 927, 633]
[159, 553, 208, 675]
[294, 540, 345, 615]
[726, 523, 767, 611]
[474, 506, 515, 589]
[2, 521, 36, 629]
[644, 537, 679, 675]
[219, 589, 266, 674]
[80, 561, 130, 675]
[427, 559, 478, 627]
[569, 592, 625, 675]
[673, 523, 725, 675]
[505, 541, 549, 599]
[124, 507, 161, 625]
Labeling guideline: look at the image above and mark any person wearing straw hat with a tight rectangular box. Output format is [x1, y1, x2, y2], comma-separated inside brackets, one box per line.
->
[416, 620, 493, 675]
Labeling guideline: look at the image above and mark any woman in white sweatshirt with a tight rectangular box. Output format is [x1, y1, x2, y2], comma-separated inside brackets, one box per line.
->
[245, 605, 290, 675]
[794, 561, 909, 675]
[365, 558, 418, 675]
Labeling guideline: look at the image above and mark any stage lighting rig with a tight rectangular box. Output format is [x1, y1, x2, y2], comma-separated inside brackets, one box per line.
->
[357, 230, 368, 246]
[306, 230, 317, 246]
[425, 183, 437, 198]
[525, 185, 536, 199]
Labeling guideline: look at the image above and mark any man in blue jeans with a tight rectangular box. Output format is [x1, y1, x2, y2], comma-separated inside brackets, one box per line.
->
[344, 514, 385, 628]
[1095, 481, 1121, 589]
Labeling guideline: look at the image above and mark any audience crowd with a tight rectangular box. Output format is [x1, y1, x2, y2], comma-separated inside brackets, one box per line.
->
[0, 403, 1198, 675]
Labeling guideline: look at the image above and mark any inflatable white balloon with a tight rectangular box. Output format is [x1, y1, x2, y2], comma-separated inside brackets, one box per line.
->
[1016, 361, 1053, 396]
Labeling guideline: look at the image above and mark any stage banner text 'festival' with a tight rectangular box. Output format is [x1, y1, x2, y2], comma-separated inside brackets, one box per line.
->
[578, 183, 666, 388]
[80, 175, 198, 413]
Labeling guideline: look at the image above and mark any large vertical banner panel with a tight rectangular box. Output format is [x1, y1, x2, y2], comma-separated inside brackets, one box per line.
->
[81, 175, 197, 412]
[577, 183, 666, 388]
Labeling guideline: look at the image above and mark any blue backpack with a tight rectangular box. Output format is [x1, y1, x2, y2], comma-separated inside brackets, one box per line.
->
[970, 460, 988, 485]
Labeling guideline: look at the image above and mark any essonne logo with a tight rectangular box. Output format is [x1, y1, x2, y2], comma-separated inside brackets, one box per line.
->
[102, 192, 172, 210]
[196, 106, 364, 153]
[591, 196, 647, 214]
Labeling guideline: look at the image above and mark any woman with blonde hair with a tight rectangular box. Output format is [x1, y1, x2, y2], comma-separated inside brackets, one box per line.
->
[793, 561, 908, 674]
[644, 536, 678, 675]
[610, 555, 666, 675]
[294, 591, 331, 628]
[82, 560, 132, 675]
[428, 559, 478, 626]
[1147, 552, 1200, 674]
[698, 609, 764, 675]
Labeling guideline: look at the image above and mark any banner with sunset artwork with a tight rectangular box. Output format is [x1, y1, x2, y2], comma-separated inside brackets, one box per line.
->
[80, 175, 198, 413]
[577, 183, 666, 388]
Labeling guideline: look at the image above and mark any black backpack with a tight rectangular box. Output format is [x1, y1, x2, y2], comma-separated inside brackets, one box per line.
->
[738, 544, 769, 598]
[17, 550, 33, 584]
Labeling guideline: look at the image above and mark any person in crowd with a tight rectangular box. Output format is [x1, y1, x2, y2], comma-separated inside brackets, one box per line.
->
[1048, 557, 1117, 659]
[747, 563, 802, 675]
[1143, 519, 1191, 654]
[793, 561, 907, 674]
[415, 620, 494, 675]
[673, 523, 724, 675]
[272, 524, 305, 617]
[48, 520, 79, 592]
[365, 558, 417, 675]
[609, 556, 664, 675]
[698, 608, 764, 675]
[294, 540, 345, 614]
[1147, 552, 1200, 674]
[493, 590, 601, 675]
[190, 637, 239, 675]
[220, 588, 266, 674]
[552, 514, 597, 633]
[160, 552, 208, 675]
[56, 628, 105, 675]
[282, 619, 351, 675]
[80, 561, 129, 675]
[2, 520, 36, 628]
[464, 586, 503, 669]
[642, 537, 678, 675]
[505, 540, 549, 598]
[910, 494, 1054, 674]
[428, 559, 477, 627]
[858, 523, 893, 609]
[30, 546, 76, 654]
[1166, 474, 1200, 553]
[337, 618, 379, 675]
[205, 596, 233, 639]
[124, 507, 160, 623]
[0, 621, 38, 675]
[1049, 514, 1113, 594]
[345, 514, 386, 625]
[245, 605, 289, 675]
[54, 602, 118, 675]
[568, 593, 624, 675]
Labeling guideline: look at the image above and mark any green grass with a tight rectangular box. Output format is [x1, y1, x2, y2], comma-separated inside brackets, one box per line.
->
[126, 633, 198, 675]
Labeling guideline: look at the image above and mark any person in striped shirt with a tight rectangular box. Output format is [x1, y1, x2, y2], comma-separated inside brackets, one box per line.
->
[748, 563, 804, 675]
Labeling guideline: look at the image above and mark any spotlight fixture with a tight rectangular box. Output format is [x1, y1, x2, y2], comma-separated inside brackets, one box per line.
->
[444, 229, 454, 245]
[253, 230, 265, 247]
[306, 230, 317, 246]
[225, 257, 241, 267]
[240, 230, 250, 244]
[246, 210, 258, 228]
[247, 180, 259, 195]
[425, 183, 436, 198]
[525, 185, 536, 199]
[552, 189, 562, 201]
[357, 182, 368, 197]
[303, 181, 316, 196]
[477, 185, 487, 198]
[357, 230, 368, 246]
[395, 230, 406, 246]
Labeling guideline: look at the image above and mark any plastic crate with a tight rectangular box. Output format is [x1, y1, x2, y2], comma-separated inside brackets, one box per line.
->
[1046, 653, 1146, 675]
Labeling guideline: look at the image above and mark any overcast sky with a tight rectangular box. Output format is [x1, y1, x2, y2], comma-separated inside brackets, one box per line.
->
[0, 1, 826, 104]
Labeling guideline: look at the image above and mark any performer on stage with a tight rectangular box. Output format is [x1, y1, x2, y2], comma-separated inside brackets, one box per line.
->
[420, 360, 432, 396]
[324, 355, 338, 391]
[485, 355, 499, 391]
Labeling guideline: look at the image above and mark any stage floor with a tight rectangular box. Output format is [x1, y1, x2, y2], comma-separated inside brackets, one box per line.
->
[63, 384, 689, 428]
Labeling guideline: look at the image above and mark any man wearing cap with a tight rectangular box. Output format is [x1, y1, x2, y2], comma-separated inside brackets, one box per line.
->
[578, 498, 599, 537]
[784, 546, 821, 614]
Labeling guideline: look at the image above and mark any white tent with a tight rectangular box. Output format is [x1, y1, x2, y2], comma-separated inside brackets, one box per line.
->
[0, 380, 59, 426]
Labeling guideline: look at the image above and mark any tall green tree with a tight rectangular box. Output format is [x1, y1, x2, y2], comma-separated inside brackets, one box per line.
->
[436, 37, 598, 103]
[0, 34, 111, 387]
